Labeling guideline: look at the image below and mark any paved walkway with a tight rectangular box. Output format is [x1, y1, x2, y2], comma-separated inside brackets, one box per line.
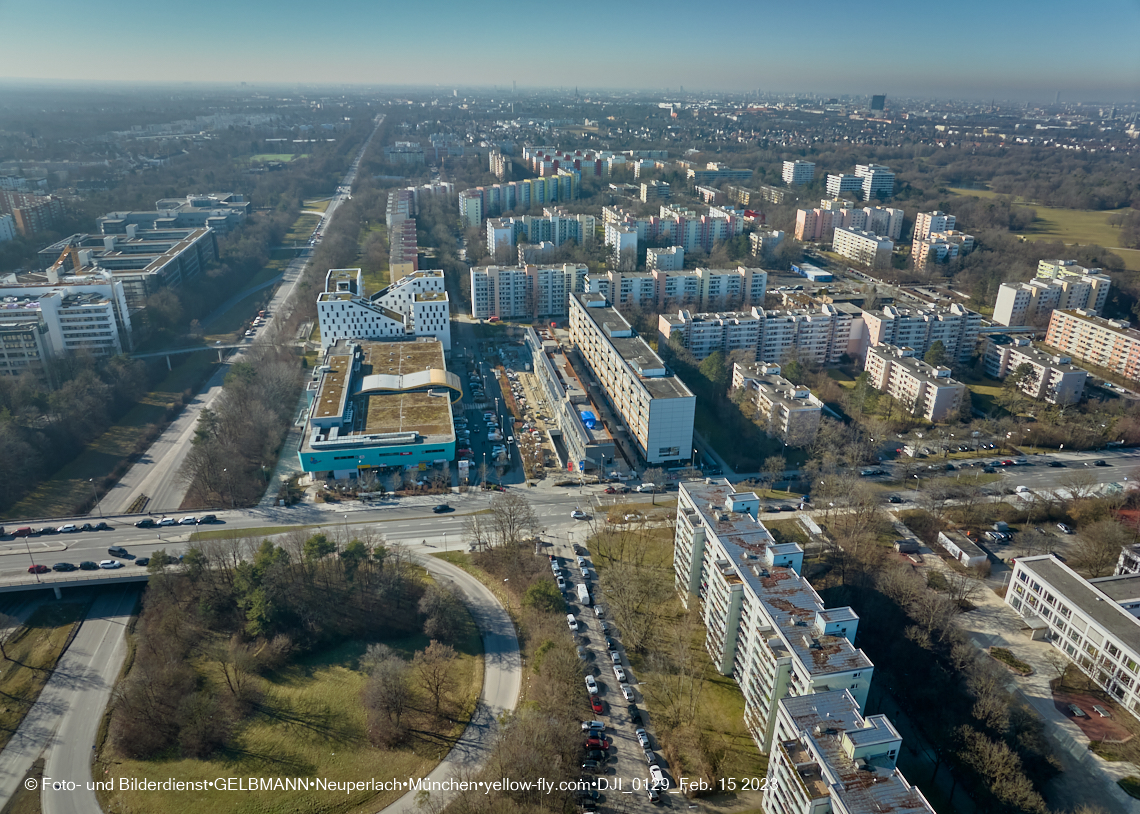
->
[375, 554, 521, 813]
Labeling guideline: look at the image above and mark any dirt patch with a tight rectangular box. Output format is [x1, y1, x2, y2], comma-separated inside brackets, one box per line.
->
[1052, 687, 1133, 743]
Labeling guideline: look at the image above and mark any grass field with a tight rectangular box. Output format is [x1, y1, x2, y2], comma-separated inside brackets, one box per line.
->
[285, 213, 321, 244]
[357, 223, 388, 293]
[1014, 204, 1130, 249]
[250, 153, 308, 163]
[303, 198, 331, 213]
[103, 617, 483, 814]
[947, 186, 1004, 200]
[4, 354, 218, 520]
[826, 368, 858, 389]
[0, 603, 88, 753]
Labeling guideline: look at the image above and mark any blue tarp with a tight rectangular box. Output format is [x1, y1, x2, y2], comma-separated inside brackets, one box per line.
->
[580, 410, 597, 429]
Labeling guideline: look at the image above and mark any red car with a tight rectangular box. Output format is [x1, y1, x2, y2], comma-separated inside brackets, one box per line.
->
[28, 564, 50, 574]
[585, 736, 607, 749]
[1001, 460, 1014, 466]
[590, 695, 604, 714]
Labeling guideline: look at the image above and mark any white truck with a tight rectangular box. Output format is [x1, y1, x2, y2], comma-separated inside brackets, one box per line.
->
[577, 583, 592, 605]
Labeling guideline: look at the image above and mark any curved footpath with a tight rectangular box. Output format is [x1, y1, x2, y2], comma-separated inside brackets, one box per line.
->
[376, 554, 521, 813]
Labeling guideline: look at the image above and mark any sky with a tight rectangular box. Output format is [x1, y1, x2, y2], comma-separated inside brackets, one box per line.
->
[1, 0, 1138, 102]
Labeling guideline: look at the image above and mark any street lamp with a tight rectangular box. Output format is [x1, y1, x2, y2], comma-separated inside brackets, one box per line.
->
[89, 479, 103, 518]
[23, 534, 40, 583]
[344, 513, 349, 541]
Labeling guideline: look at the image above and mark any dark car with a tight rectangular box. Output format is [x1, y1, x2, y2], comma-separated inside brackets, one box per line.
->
[628, 706, 644, 725]
[887, 495, 903, 504]
[581, 760, 601, 772]
[780, 505, 795, 512]
[51, 562, 77, 572]
[78, 561, 100, 571]
[135, 558, 151, 567]
[1095, 460, 1109, 466]
[94, 522, 111, 531]
[433, 504, 453, 514]
[983, 466, 997, 474]
[39, 526, 58, 535]
[28, 564, 50, 574]
[584, 750, 607, 762]
[590, 695, 604, 714]
[134, 518, 156, 528]
[197, 514, 218, 524]
[1049, 461, 1065, 467]
[80, 523, 95, 531]
[764, 505, 780, 513]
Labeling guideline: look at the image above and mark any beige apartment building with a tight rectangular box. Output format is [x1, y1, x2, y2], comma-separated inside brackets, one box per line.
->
[1044, 309, 1140, 381]
[864, 345, 966, 421]
[983, 337, 1087, 404]
[731, 362, 822, 446]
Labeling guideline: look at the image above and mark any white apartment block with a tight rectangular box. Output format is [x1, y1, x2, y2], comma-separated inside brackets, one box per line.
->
[732, 362, 822, 447]
[0, 214, 15, 243]
[317, 268, 451, 352]
[751, 230, 785, 257]
[826, 174, 862, 197]
[646, 245, 684, 271]
[1045, 309, 1140, 380]
[1038, 259, 1106, 282]
[1007, 555, 1140, 723]
[674, 479, 872, 752]
[605, 271, 657, 308]
[860, 303, 981, 364]
[795, 206, 866, 242]
[832, 227, 893, 269]
[765, 692, 934, 814]
[485, 209, 595, 255]
[855, 164, 895, 199]
[913, 231, 974, 271]
[983, 337, 1087, 405]
[782, 161, 815, 186]
[569, 293, 695, 465]
[862, 206, 904, 241]
[864, 345, 966, 422]
[469, 264, 587, 320]
[994, 273, 1112, 327]
[912, 211, 956, 242]
[659, 303, 863, 365]
[640, 180, 671, 202]
[605, 222, 638, 263]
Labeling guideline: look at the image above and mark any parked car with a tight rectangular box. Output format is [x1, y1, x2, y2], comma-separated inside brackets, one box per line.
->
[567, 614, 579, 631]
[27, 564, 50, 574]
[620, 683, 634, 701]
[593, 605, 604, 617]
[613, 665, 627, 682]
[1048, 461, 1065, 468]
[635, 727, 651, 748]
[887, 495, 903, 504]
[158, 518, 178, 527]
[611, 651, 622, 664]
[51, 562, 77, 572]
[581, 720, 605, 733]
[197, 515, 218, 524]
[1095, 459, 1109, 467]
[570, 510, 589, 520]
[57, 524, 78, 533]
[1057, 523, 1073, 534]
[649, 765, 666, 788]
[556, 577, 567, 590]
[589, 695, 604, 714]
[134, 518, 156, 528]
[78, 561, 99, 571]
[433, 504, 453, 513]
[98, 560, 123, 569]
[629, 705, 643, 724]
[645, 749, 658, 765]
[581, 760, 602, 772]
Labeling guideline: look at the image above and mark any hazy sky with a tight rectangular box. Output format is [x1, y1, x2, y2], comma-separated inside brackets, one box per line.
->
[1, 0, 1138, 102]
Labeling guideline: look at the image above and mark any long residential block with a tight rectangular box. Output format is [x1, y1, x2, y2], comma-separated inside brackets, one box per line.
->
[994, 272, 1112, 327]
[470, 264, 588, 320]
[983, 336, 1087, 404]
[674, 479, 872, 752]
[569, 292, 694, 465]
[864, 345, 966, 422]
[1044, 309, 1140, 380]
[860, 303, 981, 363]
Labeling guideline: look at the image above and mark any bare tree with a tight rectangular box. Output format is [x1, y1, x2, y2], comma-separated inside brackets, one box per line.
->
[1071, 519, 1131, 577]
[413, 640, 459, 716]
[487, 491, 542, 547]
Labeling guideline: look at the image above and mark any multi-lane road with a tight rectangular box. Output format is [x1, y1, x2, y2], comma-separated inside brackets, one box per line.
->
[95, 114, 385, 518]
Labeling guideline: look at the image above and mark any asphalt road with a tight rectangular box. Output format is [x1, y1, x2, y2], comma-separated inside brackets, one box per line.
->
[376, 554, 520, 814]
[95, 114, 385, 518]
[0, 587, 137, 812]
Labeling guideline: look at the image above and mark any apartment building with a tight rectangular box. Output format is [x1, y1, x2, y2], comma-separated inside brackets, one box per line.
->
[525, 328, 617, 474]
[765, 692, 934, 814]
[0, 214, 14, 243]
[488, 150, 510, 179]
[983, 337, 1087, 404]
[864, 345, 966, 421]
[641, 180, 671, 203]
[389, 218, 418, 281]
[469, 264, 588, 320]
[0, 192, 65, 238]
[485, 209, 595, 256]
[660, 303, 862, 365]
[602, 204, 744, 258]
[1038, 259, 1106, 282]
[855, 164, 895, 199]
[863, 206, 905, 241]
[913, 231, 974, 271]
[795, 205, 866, 242]
[0, 322, 50, 381]
[825, 174, 862, 197]
[994, 273, 1112, 327]
[695, 185, 726, 205]
[569, 293, 695, 465]
[750, 230, 784, 259]
[316, 268, 451, 352]
[730, 184, 787, 205]
[782, 161, 815, 187]
[832, 228, 893, 269]
[674, 479, 872, 752]
[860, 303, 981, 363]
[731, 362, 822, 446]
[1007, 555, 1140, 723]
[1045, 309, 1140, 380]
[650, 266, 767, 311]
[386, 188, 414, 228]
[99, 193, 251, 236]
[688, 164, 754, 184]
[603, 271, 656, 308]
[457, 173, 579, 225]
[646, 245, 684, 272]
[912, 211, 956, 242]
[383, 142, 425, 165]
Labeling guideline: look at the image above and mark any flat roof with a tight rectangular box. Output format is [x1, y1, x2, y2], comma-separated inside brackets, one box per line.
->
[1018, 556, 1140, 650]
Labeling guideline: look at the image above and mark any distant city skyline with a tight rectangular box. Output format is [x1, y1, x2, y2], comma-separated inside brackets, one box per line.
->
[0, 0, 1138, 103]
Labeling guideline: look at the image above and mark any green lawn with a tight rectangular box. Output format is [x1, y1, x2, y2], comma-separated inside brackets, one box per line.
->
[766, 518, 810, 547]
[357, 223, 388, 293]
[285, 213, 322, 244]
[947, 186, 1004, 200]
[103, 622, 482, 814]
[250, 153, 308, 163]
[1014, 204, 1130, 247]
[4, 353, 219, 519]
[956, 371, 1006, 416]
[304, 198, 331, 213]
[826, 368, 857, 389]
